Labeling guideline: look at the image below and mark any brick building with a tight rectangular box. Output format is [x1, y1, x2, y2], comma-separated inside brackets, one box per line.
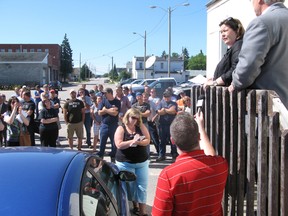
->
[0, 44, 61, 85]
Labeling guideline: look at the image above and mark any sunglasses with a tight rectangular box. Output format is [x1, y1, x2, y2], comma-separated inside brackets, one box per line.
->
[131, 116, 139, 120]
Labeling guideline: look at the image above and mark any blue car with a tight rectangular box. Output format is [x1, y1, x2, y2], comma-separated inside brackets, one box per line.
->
[0, 147, 136, 216]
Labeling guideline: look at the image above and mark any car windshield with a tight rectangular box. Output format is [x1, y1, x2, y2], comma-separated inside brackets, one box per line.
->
[140, 79, 155, 85]
[148, 80, 157, 88]
[129, 79, 142, 84]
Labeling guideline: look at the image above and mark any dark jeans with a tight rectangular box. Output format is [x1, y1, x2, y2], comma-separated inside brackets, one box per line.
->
[27, 124, 35, 146]
[98, 123, 118, 158]
[148, 121, 159, 154]
[159, 123, 177, 157]
[39, 128, 58, 147]
[84, 113, 92, 145]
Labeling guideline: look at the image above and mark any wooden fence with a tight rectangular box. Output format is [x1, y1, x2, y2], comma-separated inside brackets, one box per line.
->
[190, 85, 288, 216]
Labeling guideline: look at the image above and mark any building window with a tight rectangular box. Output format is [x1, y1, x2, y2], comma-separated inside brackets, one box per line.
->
[161, 63, 164, 69]
[16, 49, 21, 52]
[30, 49, 35, 52]
[23, 49, 28, 52]
[45, 49, 49, 53]
[139, 62, 143, 69]
[0, 49, 5, 52]
[37, 49, 42, 52]
[8, 49, 12, 52]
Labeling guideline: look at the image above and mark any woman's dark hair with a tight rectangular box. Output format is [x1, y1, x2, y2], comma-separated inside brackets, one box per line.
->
[7, 96, 19, 112]
[219, 17, 245, 39]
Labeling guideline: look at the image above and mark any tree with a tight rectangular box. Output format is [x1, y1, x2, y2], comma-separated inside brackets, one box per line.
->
[109, 64, 118, 81]
[172, 52, 180, 58]
[80, 63, 92, 80]
[60, 34, 73, 82]
[161, 50, 168, 59]
[182, 48, 190, 70]
[188, 50, 206, 70]
[118, 70, 130, 81]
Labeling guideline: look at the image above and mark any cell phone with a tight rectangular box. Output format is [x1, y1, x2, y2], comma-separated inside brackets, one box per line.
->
[137, 136, 145, 141]
[130, 143, 137, 147]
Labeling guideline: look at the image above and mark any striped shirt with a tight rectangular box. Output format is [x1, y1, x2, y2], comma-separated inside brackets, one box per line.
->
[152, 150, 228, 216]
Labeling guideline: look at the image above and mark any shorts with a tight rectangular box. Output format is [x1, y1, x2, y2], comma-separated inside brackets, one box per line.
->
[93, 122, 101, 137]
[67, 122, 83, 139]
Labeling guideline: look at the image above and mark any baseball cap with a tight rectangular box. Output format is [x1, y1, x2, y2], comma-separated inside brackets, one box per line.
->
[49, 89, 55, 93]
[136, 92, 142, 97]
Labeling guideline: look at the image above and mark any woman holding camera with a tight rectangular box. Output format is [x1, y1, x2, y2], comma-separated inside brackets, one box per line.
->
[4, 96, 30, 146]
[114, 108, 150, 216]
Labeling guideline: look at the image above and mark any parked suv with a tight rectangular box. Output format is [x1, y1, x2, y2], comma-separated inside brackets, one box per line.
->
[148, 78, 177, 96]
[132, 77, 177, 96]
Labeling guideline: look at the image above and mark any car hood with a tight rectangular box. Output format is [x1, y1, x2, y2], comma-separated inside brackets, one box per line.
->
[0, 147, 80, 215]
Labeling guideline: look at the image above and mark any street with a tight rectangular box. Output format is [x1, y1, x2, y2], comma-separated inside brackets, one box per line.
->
[1, 78, 176, 214]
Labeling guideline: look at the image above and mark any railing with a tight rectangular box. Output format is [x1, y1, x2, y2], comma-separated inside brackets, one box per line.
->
[190, 85, 288, 216]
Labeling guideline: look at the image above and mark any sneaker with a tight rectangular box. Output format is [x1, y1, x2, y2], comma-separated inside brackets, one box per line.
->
[110, 157, 115, 163]
[156, 156, 166, 162]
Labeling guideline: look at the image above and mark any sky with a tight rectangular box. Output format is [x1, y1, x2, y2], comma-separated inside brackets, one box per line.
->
[0, 0, 207, 75]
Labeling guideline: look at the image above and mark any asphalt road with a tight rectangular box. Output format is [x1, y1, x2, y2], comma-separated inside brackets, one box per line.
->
[1, 78, 176, 214]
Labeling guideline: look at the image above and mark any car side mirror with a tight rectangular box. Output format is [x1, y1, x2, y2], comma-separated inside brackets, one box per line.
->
[118, 171, 136, 182]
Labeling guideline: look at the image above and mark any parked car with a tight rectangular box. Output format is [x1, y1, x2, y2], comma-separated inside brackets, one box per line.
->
[49, 80, 62, 91]
[119, 78, 137, 86]
[121, 79, 143, 88]
[132, 77, 177, 96]
[0, 147, 136, 216]
[129, 79, 156, 91]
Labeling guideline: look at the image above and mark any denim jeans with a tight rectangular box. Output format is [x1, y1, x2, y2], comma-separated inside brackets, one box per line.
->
[158, 123, 177, 157]
[148, 121, 160, 154]
[116, 160, 149, 203]
[84, 113, 91, 145]
[98, 123, 118, 158]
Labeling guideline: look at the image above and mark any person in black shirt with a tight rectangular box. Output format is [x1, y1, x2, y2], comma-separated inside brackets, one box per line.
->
[38, 99, 58, 147]
[22, 90, 36, 146]
[204, 17, 245, 87]
[114, 108, 150, 216]
[63, 89, 85, 150]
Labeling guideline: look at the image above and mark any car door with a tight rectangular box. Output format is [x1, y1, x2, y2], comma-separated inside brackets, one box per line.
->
[81, 157, 120, 216]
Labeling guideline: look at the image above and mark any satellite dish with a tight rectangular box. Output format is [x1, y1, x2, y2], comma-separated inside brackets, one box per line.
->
[145, 56, 156, 68]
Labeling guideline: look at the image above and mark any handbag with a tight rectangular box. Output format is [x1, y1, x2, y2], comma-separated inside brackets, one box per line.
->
[19, 126, 31, 146]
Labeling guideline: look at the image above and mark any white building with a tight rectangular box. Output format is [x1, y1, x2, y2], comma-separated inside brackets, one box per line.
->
[131, 56, 190, 83]
[206, 0, 288, 78]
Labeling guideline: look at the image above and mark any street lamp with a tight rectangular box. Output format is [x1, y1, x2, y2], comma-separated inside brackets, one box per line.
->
[103, 54, 114, 80]
[150, 3, 189, 77]
[133, 30, 147, 79]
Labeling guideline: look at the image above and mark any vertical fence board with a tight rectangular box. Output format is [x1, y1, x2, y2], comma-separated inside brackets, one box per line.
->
[236, 91, 246, 215]
[246, 90, 257, 215]
[228, 91, 238, 215]
[280, 130, 288, 216]
[216, 88, 223, 155]
[210, 87, 216, 146]
[222, 88, 231, 215]
[257, 92, 268, 216]
[205, 88, 211, 137]
[268, 113, 280, 216]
